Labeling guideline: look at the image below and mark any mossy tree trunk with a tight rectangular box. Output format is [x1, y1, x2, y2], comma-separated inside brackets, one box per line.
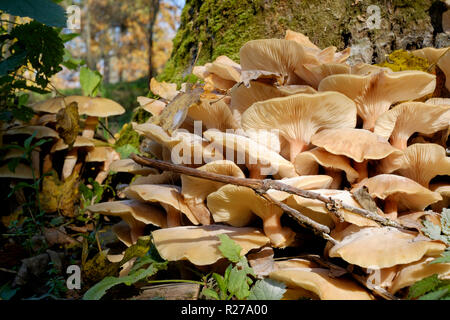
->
[158, 0, 448, 84]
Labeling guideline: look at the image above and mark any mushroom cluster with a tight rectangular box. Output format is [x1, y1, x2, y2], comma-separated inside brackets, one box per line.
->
[88, 30, 450, 300]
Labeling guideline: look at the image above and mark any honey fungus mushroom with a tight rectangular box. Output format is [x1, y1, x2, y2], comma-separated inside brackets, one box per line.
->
[151, 225, 269, 266]
[206, 184, 296, 248]
[241, 92, 357, 161]
[318, 69, 436, 131]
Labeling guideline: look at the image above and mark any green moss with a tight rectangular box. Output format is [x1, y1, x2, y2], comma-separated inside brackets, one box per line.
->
[376, 49, 430, 72]
[114, 123, 141, 149]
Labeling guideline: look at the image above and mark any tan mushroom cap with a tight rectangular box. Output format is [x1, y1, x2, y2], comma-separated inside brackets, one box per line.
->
[374, 102, 450, 150]
[204, 55, 241, 82]
[266, 175, 333, 202]
[411, 47, 448, 64]
[394, 143, 450, 188]
[284, 30, 319, 50]
[269, 259, 373, 300]
[181, 160, 245, 225]
[109, 159, 159, 175]
[85, 147, 119, 162]
[207, 184, 296, 248]
[354, 174, 443, 213]
[318, 69, 436, 130]
[230, 81, 317, 124]
[389, 257, 450, 294]
[242, 92, 357, 161]
[137, 96, 166, 116]
[294, 147, 359, 184]
[430, 184, 450, 213]
[151, 225, 270, 266]
[284, 189, 380, 228]
[50, 136, 95, 152]
[239, 39, 318, 85]
[186, 98, 240, 131]
[130, 171, 179, 186]
[5, 125, 59, 139]
[300, 63, 351, 89]
[437, 49, 450, 91]
[311, 128, 402, 163]
[150, 78, 179, 101]
[124, 184, 199, 225]
[134, 123, 179, 148]
[328, 225, 446, 269]
[203, 129, 298, 179]
[32, 96, 125, 117]
[426, 97, 450, 106]
[112, 221, 133, 247]
[86, 200, 167, 242]
[0, 163, 33, 179]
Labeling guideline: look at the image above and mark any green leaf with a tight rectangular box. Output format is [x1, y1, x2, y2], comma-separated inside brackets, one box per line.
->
[115, 144, 139, 160]
[0, 0, 67, 27]
[248, 279, 286, 300]
[0, 51, 27, 75]
[202, 288, 220, 300]
[80, 67, 102, 97]
[0, 282, 18, 300]
[120, 236, 152, 266]
[18, 94, 29, 107]
[237, 256, 255, 277]
[7, 158, 20, 173]
[430, 250, 450, 265]
[83, 261, 167, 300]
[62, 49, 85, 70]
[60, 33, 79, 43]
[408, 274, 441, 299]
[218, 234, 242, 263]
[212, 273, 227, 297]
[418, 286, 450, 300]
[227, 267, 250, 300]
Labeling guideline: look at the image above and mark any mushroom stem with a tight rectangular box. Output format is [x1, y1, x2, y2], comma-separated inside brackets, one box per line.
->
[324, 168, 343, 189]
[62, 148, 78, 180]
[248, 164, 266, 179]
[31, 148, 40, 178]
[185, 200, 212, 225]
[354, 160, 368, 182]
[288, 140, 308, 161]
[164, 205, 182, 227]
[262, 213, 296, 248]
[82, 116, 99, 139]
[384, 197, 398, 220]
[42, 154, 52, 174]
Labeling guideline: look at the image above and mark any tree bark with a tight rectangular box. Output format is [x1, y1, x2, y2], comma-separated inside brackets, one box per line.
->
[148, 0, 161, 80]
[159, 0, 448, 83]
[84, 0, 96, 70]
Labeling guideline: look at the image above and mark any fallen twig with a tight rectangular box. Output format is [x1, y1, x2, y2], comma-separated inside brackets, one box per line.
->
[130, 154, 413, 232]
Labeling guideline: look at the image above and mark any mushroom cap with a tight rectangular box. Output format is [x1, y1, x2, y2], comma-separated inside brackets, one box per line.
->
[151, 225, 270, 266]
[5, 125, 59, 139]
[203, 129, 298, 178]
[318, 70, 436, 130]
[85, 147, 120, 163]
[207, 184, 272, 227]
[130, 171, 179, 186]
[299, 63, 350, 88]
[239, 39, 318, 85]
[124, 184, 199, 225]
[284, 30, 319, 50]
[328, 225, 446, 269]
[205, 55, 241, 82]
[109, 159, 159, 175]
[353, 174, 443, 212]
[137, 96, 166, 116]
[311, 128, 402, 162]
[394, 143, 450, 187]
[150, 78, 179, 101]
[86, 199, 167, 228]
[374, 102, 450, 149]
[426, 97, 450, 106]
[269, 259, 373, 300]
[241, 92, 357, 160]
[284, 189, 380, 228]
[112, 221, 133, 247]
[187, 98, 240, 131]
[294, 147, 359, 183]
[50, 136, 95, 152]
[230, 81, 316, 123]
[32, 96, 125, 117]
[389, 257, 450, 294]
[134, 123, 178, 148]
[0, 163, 33, 179]
[266, 175, 333, 202]
[411, 47, 448, 64]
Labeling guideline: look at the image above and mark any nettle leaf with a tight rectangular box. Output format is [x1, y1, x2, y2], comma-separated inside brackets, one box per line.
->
[227, 267, 250, 300]
[247, 278, 286, 300]
[115, 144, 139, 159]
[430, 250, 450, 265]
[408, 274, 441, 299]
[0, 0, 67, 27]
[80, 67, 102, 97]
[218, 234, 242, 263]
